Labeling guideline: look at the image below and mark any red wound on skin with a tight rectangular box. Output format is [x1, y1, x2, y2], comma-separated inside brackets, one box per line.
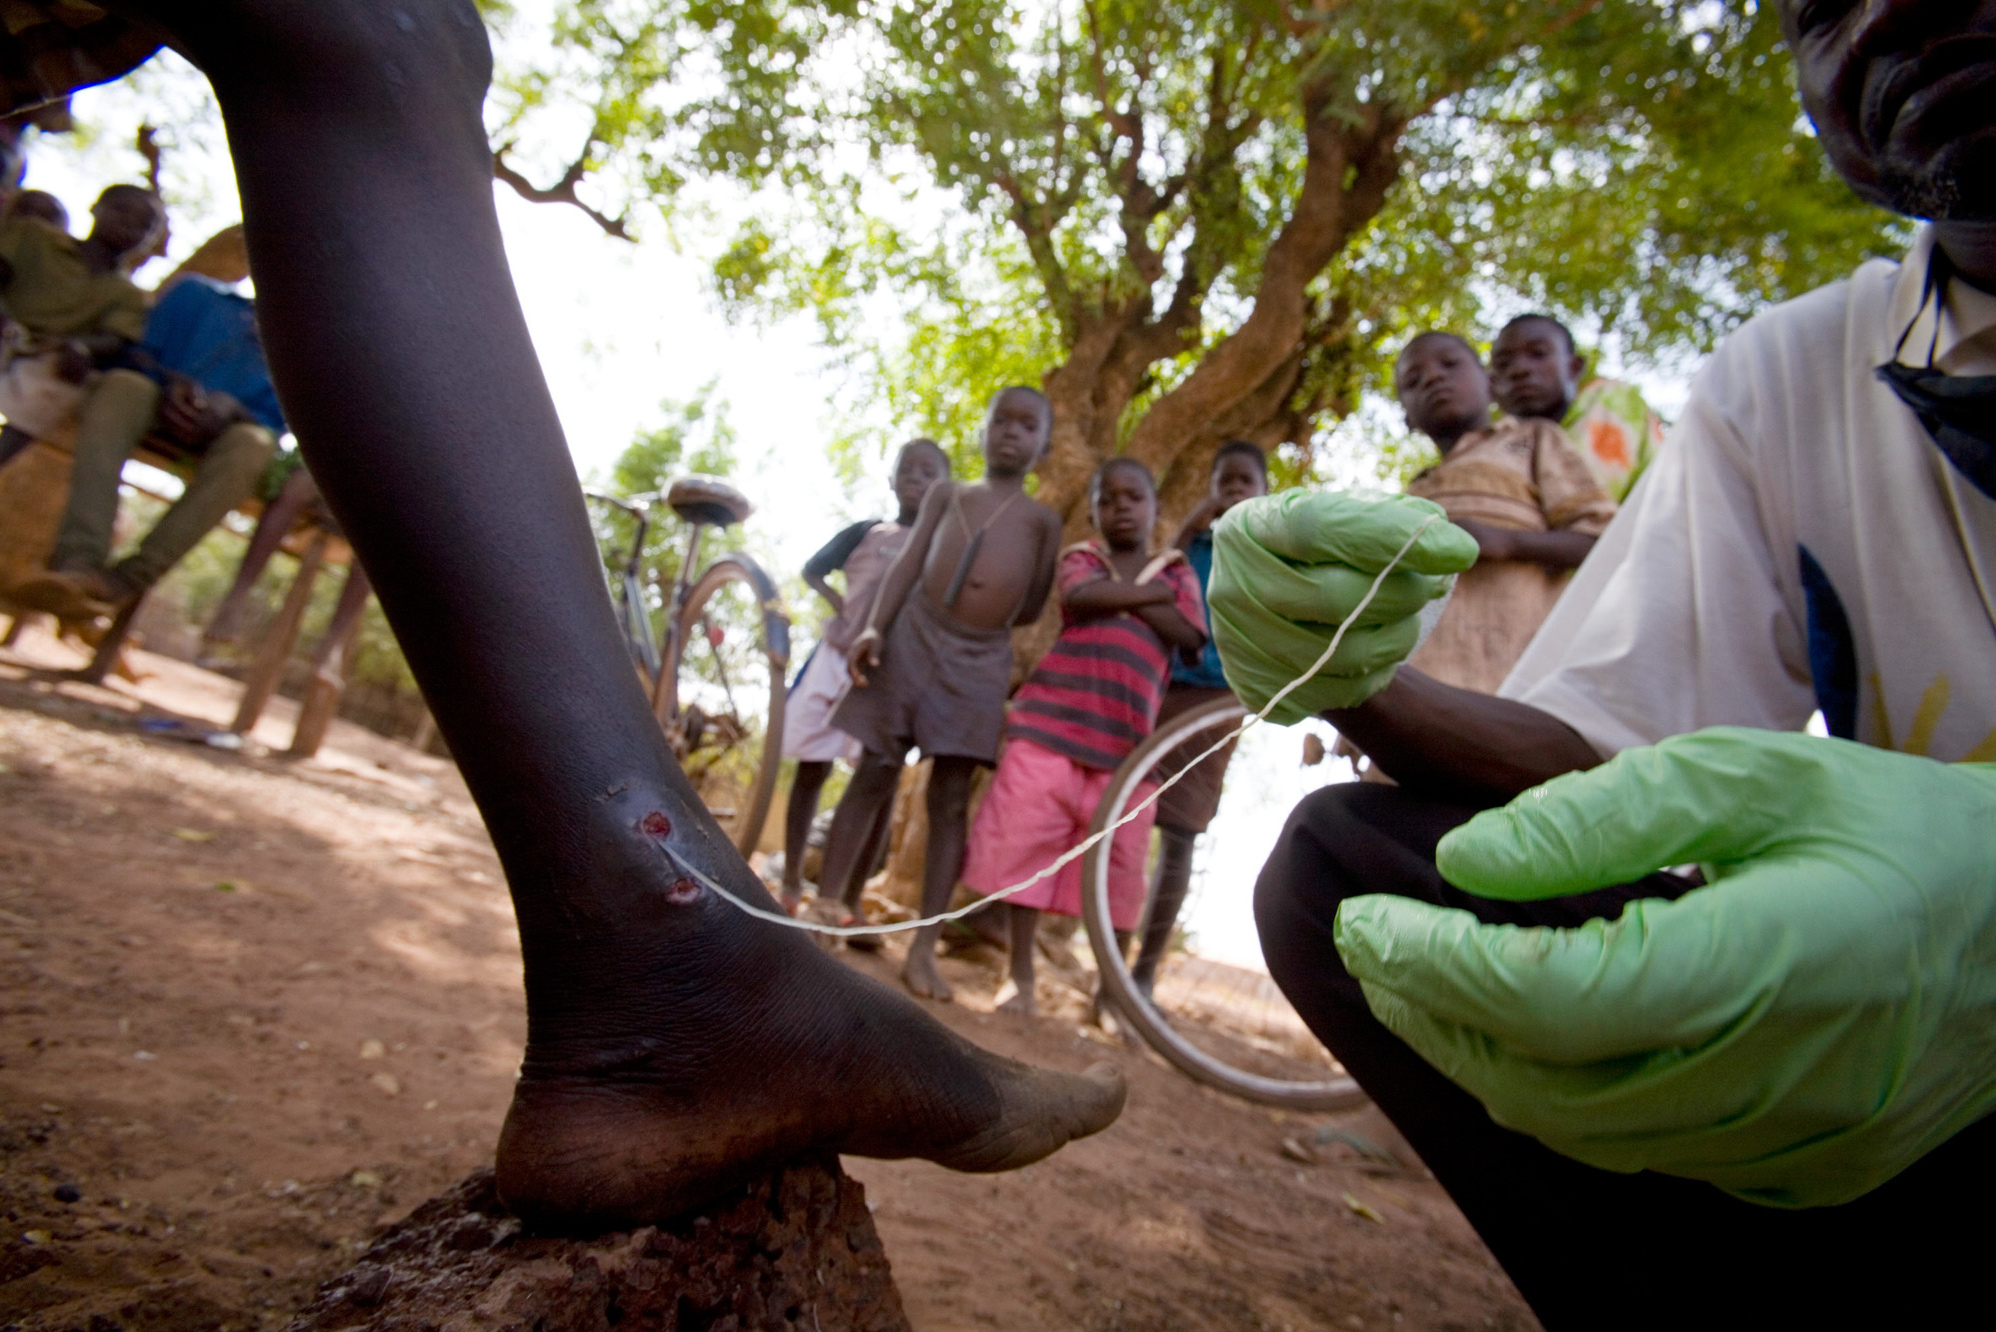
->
[640, 812, 672, 837]
[665, 877, 703, 904]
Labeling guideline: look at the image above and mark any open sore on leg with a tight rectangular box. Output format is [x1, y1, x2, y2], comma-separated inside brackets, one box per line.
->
[142, 0, 1125, 1235]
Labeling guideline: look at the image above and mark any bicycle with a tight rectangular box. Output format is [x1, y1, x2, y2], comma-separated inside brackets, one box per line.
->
[1083, 694, 1367, 1111]
[585, 477, 791, 856]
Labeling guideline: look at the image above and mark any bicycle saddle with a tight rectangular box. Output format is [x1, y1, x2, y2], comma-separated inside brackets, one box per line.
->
[666, 475, 754, 528]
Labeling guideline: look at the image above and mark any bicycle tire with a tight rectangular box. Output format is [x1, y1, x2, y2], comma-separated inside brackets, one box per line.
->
[1082, 694, 1366, 1111]
[655, 553, 790, 856]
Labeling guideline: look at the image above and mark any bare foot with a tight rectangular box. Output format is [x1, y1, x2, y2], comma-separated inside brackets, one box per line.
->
[901, 946, 954, 1002]
[493, 802, 1118, 1233]
[994, 980, 1037, 1018]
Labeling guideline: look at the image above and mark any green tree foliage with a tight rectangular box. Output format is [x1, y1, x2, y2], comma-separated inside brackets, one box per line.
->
[521, 0, 1902, 531]
[485, 0, 861, 238]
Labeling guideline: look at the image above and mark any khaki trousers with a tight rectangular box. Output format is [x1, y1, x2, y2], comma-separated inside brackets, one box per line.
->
[49, 368, 276, 594]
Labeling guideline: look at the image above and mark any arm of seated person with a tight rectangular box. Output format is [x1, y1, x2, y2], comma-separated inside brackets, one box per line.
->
[1328, 667, 1603, 802]
[1452, 518, 1596, 571]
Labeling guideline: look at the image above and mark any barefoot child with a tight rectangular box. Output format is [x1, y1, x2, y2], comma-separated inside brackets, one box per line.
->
[777, 438, 950, 911]
[962, 457, 1206, 1017]
[816, 386, 1064, 1000]
[1129, 441, 1268, 1000]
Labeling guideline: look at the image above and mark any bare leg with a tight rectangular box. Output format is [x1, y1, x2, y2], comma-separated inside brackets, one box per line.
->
[779, 758, 832, 908]
[902, 755, 978, 1001]
[130, 0, 1121, 1233]
[999, 906, 1038, 1016]
[818, 749, 899, 909]
[858, 783, 896, 884]
[1131, 824, 1197, 1000]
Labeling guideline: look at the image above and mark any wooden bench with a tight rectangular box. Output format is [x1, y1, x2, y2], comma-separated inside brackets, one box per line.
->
[0, 427, 371, 758]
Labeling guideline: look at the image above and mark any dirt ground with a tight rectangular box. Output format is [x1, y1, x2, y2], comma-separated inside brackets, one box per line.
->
[0, 626, 1537, 1332]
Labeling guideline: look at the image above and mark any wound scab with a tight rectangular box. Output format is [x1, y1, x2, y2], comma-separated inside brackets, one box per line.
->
[664, 877, 703, 905]
[640, 812, 672, 837]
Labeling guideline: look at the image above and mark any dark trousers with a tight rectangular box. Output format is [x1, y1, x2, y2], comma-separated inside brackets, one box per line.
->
[1255, 782, 1993, 1328]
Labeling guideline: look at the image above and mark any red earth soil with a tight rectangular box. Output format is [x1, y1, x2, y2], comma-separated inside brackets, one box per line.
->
[0, 628, 1537, 1331]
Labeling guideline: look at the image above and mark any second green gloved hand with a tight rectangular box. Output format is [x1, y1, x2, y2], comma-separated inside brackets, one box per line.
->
[1207, 490, 1479, 723]
[1334, 727, 1996, 1208]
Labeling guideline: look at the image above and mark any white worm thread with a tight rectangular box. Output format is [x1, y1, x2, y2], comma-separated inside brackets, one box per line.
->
[676, 517, 1440, 938]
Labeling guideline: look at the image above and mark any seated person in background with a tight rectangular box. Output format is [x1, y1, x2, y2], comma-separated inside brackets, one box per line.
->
[0, 182, 158, 367]
[5, 188, 68, 232]
[1130, 440, 1268, 1001]
[961, 457, 1205, 1016]
[1394, 331, 1616, 698]
[777, 437, 951, 914]
[816, 386, 1064, 1002]
[0, 183, 162, 467]
[1491, 312, 1668, 502]
[11, 268, 283, 619]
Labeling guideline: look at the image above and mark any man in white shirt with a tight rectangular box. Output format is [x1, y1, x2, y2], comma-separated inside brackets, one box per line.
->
[1244, 2, 1996, 1324]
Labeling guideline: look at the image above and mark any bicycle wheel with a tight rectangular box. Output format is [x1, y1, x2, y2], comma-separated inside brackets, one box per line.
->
[655, 553, 790, 856]
[1082, 695, 1366, 1111]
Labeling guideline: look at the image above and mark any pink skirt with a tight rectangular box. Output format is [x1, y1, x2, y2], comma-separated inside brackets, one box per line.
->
[960, 737, 1157, 930]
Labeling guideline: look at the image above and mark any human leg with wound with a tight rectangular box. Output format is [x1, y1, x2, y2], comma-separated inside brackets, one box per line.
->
[120, 0, 1121, 1232]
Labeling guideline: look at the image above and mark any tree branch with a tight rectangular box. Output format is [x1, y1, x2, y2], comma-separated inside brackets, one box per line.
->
[136, 123, 164, 195]
[492, 135, 633, 242]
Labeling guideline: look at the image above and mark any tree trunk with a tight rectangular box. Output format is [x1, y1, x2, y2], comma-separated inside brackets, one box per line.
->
[1030, 107, 1407, 558]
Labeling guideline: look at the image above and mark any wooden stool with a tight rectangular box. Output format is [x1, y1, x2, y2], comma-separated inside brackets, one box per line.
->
[0, 429, 373, 757]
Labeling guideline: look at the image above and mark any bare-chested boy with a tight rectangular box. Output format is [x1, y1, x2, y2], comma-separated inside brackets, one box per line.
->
[816, 385, 1063, 1002]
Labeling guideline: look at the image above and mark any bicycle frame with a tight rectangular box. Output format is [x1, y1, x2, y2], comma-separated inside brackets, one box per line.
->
[582, 488, 664, 683]
[657, 518, 708, 732]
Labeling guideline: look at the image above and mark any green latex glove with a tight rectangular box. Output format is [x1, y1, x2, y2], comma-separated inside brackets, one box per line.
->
[1207, 490, 1479, 723]
[1334, 727, 1996, 1208]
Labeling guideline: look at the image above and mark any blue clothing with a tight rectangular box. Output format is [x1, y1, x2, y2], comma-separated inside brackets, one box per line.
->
[1171, 528, 1230, 689]
[139, 276, 286, 435]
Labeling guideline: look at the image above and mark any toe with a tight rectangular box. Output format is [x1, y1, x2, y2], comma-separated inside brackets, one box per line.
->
[932, 1060, 1126, 1174]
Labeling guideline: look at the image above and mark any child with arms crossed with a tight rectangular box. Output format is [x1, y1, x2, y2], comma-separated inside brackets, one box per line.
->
[962, 457, 1206, 1016]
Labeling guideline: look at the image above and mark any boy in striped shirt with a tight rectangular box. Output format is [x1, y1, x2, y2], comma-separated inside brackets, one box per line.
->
[961, 457, 1207, 1016]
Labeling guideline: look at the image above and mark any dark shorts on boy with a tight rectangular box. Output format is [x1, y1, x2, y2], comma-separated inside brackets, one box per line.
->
[1152, 683, 1239, 833]
[831, 590, 1013, 766]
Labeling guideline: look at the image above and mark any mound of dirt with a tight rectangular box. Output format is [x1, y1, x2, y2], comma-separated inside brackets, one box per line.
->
[286, 1159, 905, 1332]
[0, 630, 1539, 1330]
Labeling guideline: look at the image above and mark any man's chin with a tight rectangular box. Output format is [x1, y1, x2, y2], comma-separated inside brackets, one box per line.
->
[1869, 130, 1996, 222]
